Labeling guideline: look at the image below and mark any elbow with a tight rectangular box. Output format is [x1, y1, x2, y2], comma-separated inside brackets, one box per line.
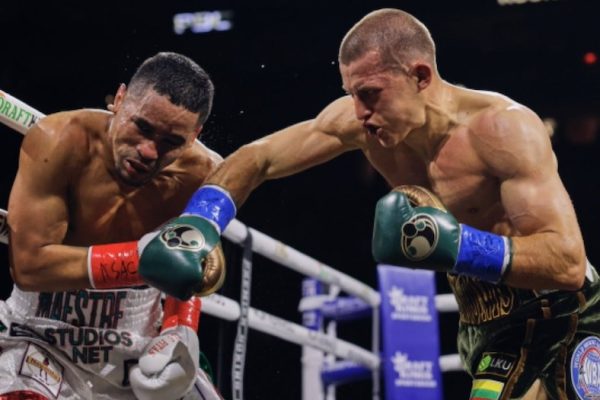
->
[556, 244, 587, 291]
[9, 253, 43, 292]
[558, 266, 586, 291]
[11, 267, 41, 292]
[240, 142, 270, 174]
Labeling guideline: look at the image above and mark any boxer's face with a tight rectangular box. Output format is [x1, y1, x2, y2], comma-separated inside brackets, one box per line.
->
[341, 51, 425, 148]
[108, 86, 201, 186]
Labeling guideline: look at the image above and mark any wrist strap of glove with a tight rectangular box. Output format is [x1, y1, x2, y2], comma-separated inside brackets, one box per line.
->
[183, 185, 236, 233]
[162, 296, 201, 333]
[88, 241, 144, 289]
[453, 225, 513, 283]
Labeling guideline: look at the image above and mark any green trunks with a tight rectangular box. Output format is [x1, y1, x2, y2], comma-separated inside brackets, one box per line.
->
[449, 265, 600, 400]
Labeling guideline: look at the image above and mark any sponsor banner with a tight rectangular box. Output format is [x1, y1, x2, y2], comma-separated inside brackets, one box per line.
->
[301, 279, 323, 331]
[378, 265, 442, 400]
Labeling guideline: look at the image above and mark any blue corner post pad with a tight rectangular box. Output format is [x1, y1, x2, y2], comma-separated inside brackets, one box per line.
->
[453, 224, 512, 283]
[183, 185, 237, 233]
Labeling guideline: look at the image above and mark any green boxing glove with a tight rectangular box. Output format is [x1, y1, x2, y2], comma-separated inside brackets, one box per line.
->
[139, 185, 235, 300]
[138, 216, 223, 300]
[372, 186, 512, 284]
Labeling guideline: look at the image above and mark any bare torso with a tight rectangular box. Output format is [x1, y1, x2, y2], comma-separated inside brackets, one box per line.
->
[7, 108, 221, 292]
[360, 88, 520, 234]
[62, 110, 218, 245]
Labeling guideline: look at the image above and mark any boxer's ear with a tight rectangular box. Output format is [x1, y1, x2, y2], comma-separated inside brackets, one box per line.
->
[109, 84, 127, 113]
[412, 64, 432, 91]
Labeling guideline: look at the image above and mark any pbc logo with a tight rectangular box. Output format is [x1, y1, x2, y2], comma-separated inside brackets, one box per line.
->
[400, 214, 439, 260]
[160, 224, 205, 251]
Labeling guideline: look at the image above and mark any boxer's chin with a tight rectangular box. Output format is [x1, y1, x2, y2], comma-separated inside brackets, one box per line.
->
[116, 162, 151, 187]
[376, 130, 401, 148]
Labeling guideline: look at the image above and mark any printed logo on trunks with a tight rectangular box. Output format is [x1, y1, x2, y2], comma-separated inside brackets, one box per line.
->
[36, 290, 127, 329]
[476, 352, 516, 379]
[571, 336, 600, 400]
[160, 224, 205, 251]
[10, 322, 133, 364]
[400, 214, 439, 261]
[19, 343, 64, 398]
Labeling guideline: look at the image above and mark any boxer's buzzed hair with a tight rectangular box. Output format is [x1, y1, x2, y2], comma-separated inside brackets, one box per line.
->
[128, 52, 215, 124]
[339, 9, 437, 72]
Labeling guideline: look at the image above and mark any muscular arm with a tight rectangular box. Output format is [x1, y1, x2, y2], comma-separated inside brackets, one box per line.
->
[476, 106, 586, 290]
[205, 96, 363, 206]
[8, 115, 90, 291]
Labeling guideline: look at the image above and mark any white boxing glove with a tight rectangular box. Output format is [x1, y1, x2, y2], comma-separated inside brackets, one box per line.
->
[130, 324, 199, 400]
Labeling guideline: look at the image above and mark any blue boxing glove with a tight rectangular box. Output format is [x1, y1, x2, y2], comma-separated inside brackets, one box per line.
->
[372, 185, 513, 284]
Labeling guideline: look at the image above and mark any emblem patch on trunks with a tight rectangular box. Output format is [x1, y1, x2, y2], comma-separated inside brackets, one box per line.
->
[475, 352, 516, 379]
[19, 343, 64, 398]
[571, 336, 600, 400]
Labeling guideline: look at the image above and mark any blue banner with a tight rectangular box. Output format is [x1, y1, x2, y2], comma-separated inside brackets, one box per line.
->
[378, 265, 442, 400]
[301, 279, 324, 331]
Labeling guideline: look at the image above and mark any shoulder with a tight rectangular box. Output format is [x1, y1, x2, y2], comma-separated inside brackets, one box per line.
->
[174, 139, 223, 183]
[21, 109, 112, 170]
[465, 93, 551, 178]
[312, 96, 364, 146]
[471, 97, 545, 141]
[25, 109, 109, 158]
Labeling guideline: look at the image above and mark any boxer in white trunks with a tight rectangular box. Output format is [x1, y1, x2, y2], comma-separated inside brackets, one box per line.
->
[0, 52, 224, 400]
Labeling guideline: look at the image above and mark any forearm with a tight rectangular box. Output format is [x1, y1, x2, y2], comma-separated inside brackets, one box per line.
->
[372, 187, 586, 290]
[10, 244, 90, 291]
[503, 232, 586, 291]
[11, 240, 147, 292]
[204, 119, 349, 207]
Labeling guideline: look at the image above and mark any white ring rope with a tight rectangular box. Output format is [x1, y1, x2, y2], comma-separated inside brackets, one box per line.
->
[0, 90, 43, 134]
[203, 293, 380, 369]
[0, 90, 465, 390]
[223, 219, 382, 308]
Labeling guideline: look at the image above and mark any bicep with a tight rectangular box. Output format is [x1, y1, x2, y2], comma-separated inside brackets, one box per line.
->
[255, 96, 362, 179]
[207, 97, 362, 205]
[500, 171, 577, 237]
[8, 126, 71, 263]
[255, 119, 358, 179]
[480, 108, 579, 237]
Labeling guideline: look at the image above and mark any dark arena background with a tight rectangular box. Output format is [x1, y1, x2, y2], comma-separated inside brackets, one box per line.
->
[1, 0, 599, 399]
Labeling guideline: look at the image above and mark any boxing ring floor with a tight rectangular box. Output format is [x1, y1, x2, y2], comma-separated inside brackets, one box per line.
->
[0, 89, 470, 399]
